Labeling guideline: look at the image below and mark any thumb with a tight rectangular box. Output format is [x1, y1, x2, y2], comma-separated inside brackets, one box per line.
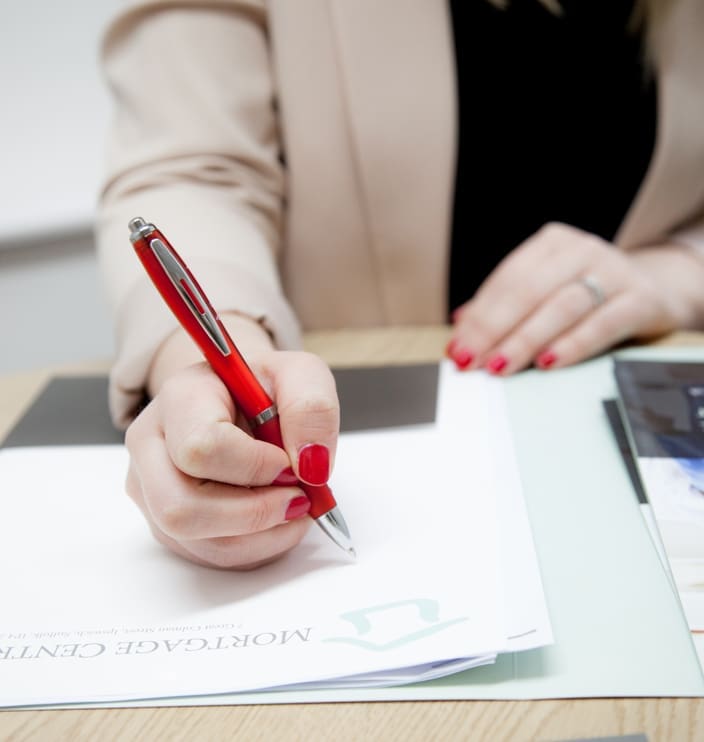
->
[263, 351, 340, 486]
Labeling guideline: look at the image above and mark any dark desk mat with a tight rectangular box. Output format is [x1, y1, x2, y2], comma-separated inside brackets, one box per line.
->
[3, 364, 439, 447]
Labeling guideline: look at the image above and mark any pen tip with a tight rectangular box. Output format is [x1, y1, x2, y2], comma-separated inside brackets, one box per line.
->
[348, 547, 357, 559]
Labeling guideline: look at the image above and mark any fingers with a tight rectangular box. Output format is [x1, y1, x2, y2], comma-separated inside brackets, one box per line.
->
[127, 460, 310, 569]
[262, 351, 340, 486]
[445, 223, 640, 373]
[450, 224, 600, 360]
[124, 359, 335, 570]
[177, 519, 311, 570]
[124, 351, 340, 570]
[158, 365, 291, 487]
[538, 289, 660, 369]
[472, 278, 607, 374]
[129, 425, 309, 541]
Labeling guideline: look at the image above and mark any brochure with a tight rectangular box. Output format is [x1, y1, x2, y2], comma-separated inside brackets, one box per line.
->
[614, 359, 704, 632]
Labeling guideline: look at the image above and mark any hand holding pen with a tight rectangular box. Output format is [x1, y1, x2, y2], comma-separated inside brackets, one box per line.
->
[122, 218, 354, 569]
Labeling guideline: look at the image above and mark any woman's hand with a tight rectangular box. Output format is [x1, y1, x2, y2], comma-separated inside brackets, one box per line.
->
[446, 222, 704, 374]
[124, 339, 339, 570]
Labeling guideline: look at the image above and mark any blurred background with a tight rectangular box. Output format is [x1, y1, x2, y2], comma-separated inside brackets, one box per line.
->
[0, 0, 123, 372]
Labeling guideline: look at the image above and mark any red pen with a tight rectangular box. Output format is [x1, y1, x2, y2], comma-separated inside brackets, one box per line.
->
[128, 217, 355, 557]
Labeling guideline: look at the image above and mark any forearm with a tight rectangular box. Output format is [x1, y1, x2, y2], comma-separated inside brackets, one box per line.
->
[98, 3, 305, 428]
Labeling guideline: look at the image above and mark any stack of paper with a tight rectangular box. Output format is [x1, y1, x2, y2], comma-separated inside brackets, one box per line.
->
[0, 364, 551, 707]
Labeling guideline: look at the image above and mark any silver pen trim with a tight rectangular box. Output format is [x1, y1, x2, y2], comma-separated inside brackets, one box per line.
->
[149, 238, 231, 357]
[315, 506, 356, 558]
[251, 404, 278, 428]
[128, 216, 155, 243]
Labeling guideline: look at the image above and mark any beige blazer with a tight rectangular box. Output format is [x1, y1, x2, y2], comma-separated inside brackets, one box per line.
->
[97, 0, 704, 426]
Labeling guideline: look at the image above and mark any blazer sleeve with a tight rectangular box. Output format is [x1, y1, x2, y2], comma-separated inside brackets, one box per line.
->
[96, 0, 302, 429]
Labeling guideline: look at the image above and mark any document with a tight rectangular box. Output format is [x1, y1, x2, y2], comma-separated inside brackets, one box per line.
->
[614, 359, 704, 633]
[0, 366, 551, 707]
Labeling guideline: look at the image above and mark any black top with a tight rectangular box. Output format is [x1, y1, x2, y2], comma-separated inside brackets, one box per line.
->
[447, 0, 657, 313]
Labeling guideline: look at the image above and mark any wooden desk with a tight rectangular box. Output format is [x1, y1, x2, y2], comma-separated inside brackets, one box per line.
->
[1, 327, 703, 741]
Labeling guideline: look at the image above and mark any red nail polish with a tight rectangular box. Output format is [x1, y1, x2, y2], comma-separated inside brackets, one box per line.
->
[449, 344, 474, 370]
[298, 444, 330, 485]
[536, 351, 557, 369]
[486, 355, 508, 374]
[272, 467, 298, 486]
[284, 495, 311, 521]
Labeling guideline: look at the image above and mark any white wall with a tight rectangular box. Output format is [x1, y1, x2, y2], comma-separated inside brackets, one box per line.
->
[0, 0, 124, 373]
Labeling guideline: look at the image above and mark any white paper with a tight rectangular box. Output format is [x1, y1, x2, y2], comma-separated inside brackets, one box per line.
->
[437, 365, 553, 651]
[0, 367, 551, 707]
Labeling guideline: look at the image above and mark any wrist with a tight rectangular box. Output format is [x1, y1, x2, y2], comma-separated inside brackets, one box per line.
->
[631, 245, 704, 329]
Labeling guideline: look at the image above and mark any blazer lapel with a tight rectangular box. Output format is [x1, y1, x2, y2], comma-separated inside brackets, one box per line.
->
[328, 0, 456, 323]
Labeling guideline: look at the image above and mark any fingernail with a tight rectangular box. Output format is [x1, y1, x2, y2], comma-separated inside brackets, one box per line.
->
[454, 348, 474, 370]
[298, 444, 330, 485]
[486, 355, 508, 374]
[536, 350, 557, 369]
[285, 495, 311, 521]
[446, 340, 474, 370]
[272, 467, 298, 486]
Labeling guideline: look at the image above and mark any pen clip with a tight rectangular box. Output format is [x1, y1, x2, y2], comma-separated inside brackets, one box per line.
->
[149, 238, 231, 356]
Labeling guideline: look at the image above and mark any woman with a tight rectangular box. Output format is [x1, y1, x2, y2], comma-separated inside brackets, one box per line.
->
[96, 0, 704, 568]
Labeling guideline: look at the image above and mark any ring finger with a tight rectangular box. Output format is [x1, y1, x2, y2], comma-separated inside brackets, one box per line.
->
[482, 278, 610, 374]
[538, 289, 648, 370]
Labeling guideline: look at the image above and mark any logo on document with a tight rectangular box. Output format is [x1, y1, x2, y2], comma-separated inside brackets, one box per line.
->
[323, 598, 469, 652]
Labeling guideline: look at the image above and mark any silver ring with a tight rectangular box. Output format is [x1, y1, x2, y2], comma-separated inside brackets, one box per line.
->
[578, 275, 606, 308]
